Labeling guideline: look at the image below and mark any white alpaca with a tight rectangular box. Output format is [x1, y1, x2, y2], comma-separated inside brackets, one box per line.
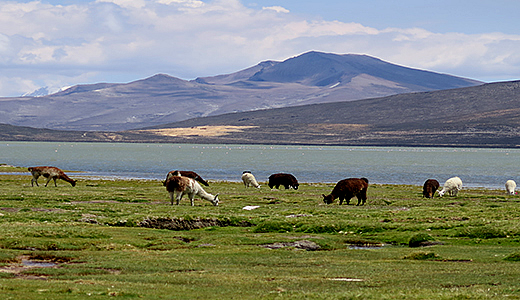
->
[164, 175, 219, 206]
[438, 176, 463, 197]
[505, 180, 516, 195]
[241, 171, 260, 188]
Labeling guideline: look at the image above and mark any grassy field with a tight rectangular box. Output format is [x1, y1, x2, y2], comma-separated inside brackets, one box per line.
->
[1, 168, 519, 299]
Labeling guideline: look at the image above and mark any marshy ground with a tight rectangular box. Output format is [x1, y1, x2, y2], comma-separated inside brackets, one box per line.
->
[1, 169, 519, 299]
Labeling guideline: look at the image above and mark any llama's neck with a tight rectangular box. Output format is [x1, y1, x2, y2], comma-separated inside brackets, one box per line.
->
[60, 175, 75, 184]
[197, 189, 215, 201]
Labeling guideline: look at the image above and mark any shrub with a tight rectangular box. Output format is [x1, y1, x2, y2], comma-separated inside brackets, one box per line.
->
[409, 233, 434, 247]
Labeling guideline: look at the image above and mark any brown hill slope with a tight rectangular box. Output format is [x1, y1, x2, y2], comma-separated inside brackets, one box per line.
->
[130, 80, 520, 147]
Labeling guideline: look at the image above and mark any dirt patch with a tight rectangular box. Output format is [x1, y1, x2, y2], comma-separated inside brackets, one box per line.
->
[138, 217, 254, 231]
[136, 125, 257, 138]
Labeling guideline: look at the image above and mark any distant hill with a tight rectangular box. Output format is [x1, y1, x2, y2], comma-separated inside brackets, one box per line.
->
[0, 51, 480, 131]
[2, 80, 519, 148]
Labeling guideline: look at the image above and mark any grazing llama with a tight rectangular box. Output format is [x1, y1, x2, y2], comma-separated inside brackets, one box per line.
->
[422, 179, 440, 198]
[28, 166, 76, 187]
[322, 178, 369, 206]
[163, 172, 218, 206]
[505, 180, 516, 195]
[438, 176, 462, 197]
[241, 171, 260, 188]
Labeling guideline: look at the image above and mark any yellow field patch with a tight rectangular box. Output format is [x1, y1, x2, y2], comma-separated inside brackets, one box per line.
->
[138, 125, 257, 137]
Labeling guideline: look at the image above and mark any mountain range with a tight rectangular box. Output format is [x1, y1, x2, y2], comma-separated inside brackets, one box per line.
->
[0, 51, 480, 131]
[2, 79, 520, 148]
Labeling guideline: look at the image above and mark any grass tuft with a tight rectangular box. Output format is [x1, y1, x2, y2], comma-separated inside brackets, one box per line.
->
[504, 252, 520, 261]
[454, 226, 508, 239]
[403, 251, 439, 260]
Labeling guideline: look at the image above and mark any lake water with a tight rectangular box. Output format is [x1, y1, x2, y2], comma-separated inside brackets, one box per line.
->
[1, 142, 519, 189]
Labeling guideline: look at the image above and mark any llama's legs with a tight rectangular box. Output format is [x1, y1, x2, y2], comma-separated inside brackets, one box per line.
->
[175, 192, 183, 205]
[169, 192, 175, 205]
[31, 175, 39, 186]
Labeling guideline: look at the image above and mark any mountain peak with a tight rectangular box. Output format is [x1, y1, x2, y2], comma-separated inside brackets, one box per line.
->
[137, 74, 187, 84]
[248, 51, 480, 89]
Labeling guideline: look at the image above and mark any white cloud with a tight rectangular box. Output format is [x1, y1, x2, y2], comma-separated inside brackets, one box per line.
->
[262, 6, 289, 13]
[0, 0, 519, 96]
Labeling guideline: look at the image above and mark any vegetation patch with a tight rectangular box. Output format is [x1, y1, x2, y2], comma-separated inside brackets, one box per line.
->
[408, 233, 442, 247]
[403, 251, 439, 260]
[27, 252, 76, 263]
[253, 220, 294, 233]
[345, 238, 385, 248]
[504, 252, 520, 261]
[454, 225, 508, 239]
[137, 217, 254, 231]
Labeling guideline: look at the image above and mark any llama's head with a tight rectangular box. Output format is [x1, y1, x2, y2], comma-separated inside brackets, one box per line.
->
[438, 190, 445, 197]
[71, 180, 76, 187]
[322, 194, 334, 204]
[212, 194, 219, 206]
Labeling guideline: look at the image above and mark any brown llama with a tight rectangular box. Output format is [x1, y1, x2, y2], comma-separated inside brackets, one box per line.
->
[165, 170, 209, 186]
[28, 166, 76, 187]
[422, 179, 440, 198]
[322, 178, 368, 205]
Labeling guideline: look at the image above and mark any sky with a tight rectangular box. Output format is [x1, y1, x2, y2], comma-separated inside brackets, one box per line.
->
[1, 0, 520, 97]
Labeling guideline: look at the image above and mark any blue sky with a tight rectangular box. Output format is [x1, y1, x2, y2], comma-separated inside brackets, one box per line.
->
[1, 0, 519, 97]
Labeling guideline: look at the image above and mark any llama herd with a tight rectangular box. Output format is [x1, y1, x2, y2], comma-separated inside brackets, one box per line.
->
[26, 166, 517, 206]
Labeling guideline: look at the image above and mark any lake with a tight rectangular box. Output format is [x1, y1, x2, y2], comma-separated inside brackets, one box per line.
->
[1, 142, 518, 189]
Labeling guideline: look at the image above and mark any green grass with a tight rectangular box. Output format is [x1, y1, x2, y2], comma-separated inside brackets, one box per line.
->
[1, 174, 520, 299]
